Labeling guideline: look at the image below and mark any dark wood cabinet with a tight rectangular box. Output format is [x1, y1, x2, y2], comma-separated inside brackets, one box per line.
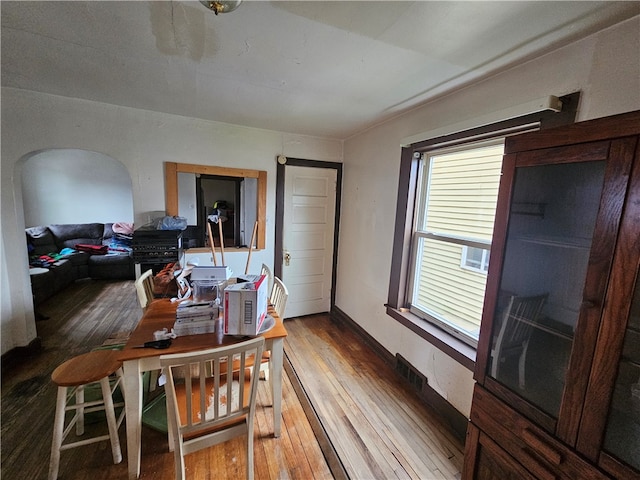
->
[464, 111, 640, 480]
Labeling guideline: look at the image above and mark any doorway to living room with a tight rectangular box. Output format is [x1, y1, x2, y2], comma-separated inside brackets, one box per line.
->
[21, 148, 133, 227]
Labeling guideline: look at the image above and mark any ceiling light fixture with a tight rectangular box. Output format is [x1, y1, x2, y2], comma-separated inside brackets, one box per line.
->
[199, 0, 242, 15]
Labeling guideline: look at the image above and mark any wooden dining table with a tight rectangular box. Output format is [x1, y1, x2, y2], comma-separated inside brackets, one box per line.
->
[117, 299, 288, 480]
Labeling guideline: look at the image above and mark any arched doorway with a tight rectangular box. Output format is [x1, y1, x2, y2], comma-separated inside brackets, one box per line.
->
[21, 149, 133, 227]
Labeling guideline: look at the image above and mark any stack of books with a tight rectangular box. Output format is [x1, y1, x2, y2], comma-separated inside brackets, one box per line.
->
[173, 301, 219, 336]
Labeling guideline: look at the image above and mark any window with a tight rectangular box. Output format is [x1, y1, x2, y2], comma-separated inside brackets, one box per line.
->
[386, 92, 579, 366]
[462, 246, 490, 273]
[408, 141, 504, 346]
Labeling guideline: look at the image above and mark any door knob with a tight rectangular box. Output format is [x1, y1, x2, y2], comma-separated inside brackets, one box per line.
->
[284, 251, 291, 266]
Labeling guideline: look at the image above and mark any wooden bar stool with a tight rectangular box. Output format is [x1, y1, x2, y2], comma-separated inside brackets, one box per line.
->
[49, 350, 126, 480]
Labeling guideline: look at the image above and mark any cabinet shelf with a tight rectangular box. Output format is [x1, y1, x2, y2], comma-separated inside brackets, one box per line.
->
[511, 202, 546, 217]
[515, 235, 591, 250]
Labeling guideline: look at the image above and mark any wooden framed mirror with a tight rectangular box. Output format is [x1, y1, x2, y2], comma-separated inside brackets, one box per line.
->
[164, 162, 266, 250]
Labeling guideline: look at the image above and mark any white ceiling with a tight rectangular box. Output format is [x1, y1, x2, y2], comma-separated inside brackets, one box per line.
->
[2, 1, 639, 139]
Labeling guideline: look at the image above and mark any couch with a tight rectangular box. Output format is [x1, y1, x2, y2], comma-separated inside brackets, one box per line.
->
[26, 223, 135, 305]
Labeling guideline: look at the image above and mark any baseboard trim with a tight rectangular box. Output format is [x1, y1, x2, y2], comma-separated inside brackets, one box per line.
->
[331, 306, 468, 444]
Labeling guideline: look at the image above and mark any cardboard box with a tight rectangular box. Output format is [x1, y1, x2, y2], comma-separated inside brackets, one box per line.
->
[223, 274, 268, 336]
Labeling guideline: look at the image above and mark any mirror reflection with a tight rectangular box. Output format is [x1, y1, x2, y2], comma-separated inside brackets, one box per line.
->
[164, 162, 266, 250]
[177, 173, 258, 248]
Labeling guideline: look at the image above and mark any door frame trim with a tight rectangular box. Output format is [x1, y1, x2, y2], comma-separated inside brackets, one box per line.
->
[275, 158, 343, 312]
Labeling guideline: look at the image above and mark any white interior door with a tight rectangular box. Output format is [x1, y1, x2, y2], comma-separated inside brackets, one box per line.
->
[282, 165, 337, 318]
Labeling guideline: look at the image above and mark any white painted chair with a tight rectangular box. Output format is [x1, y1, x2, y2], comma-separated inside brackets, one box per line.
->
[135, 268, 162, 391]
[134, 268, 155, 310]
[160, 337, 265, 480]
[270, 276, 289, 319]
[261, 277, 289, 383]
[260, 263, 274, 296]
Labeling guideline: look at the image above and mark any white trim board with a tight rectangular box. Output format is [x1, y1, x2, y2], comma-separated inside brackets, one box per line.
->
[401, 95, 562, 147]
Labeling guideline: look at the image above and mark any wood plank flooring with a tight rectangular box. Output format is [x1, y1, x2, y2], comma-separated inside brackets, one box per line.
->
[2, 279, 464, 479]
[284, 315, 464, 480]
[1, 279, 331, 480]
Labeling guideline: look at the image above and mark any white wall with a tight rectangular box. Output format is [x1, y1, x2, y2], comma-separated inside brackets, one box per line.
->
[21, 149, 134, 227]
[0, 94, 342, 355]
[338, 16, 640, 417]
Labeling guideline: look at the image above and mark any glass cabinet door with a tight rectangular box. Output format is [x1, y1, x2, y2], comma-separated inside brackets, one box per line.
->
[601, 260, 640, 471]
[487, 160, 606, 418]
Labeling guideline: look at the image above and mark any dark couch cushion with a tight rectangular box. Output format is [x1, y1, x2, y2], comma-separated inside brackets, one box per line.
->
[48, 223, 104, 250]
[50, 259, 75, 292]
[102, 223, 114, 243]
[88, 254, 134, 279]
[64, 252, 91, 279]
[64, 251, 91, 267]
[26, 226, 58, 256]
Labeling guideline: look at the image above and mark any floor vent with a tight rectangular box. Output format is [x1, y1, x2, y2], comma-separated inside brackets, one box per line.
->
[395, 354, 427, 393]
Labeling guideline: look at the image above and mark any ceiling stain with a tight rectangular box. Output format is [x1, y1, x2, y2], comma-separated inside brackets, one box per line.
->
[150, 1, 213, 61]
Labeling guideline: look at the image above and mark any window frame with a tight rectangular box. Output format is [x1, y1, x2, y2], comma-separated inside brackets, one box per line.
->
[385, 92, 580, 370]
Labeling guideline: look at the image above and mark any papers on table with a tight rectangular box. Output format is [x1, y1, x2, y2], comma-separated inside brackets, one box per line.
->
[173, 301, 219, 336]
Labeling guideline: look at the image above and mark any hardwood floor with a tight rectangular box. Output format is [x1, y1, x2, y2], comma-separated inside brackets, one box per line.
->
[285, 316, 464, 480]
[2, 279, 464, 479]
[1, 279, 330, 480]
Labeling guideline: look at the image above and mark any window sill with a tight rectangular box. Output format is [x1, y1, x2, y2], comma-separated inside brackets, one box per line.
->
[386, 306, 476, 371]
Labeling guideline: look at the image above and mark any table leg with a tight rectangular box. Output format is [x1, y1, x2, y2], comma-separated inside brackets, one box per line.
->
[270, 338, 283, 437]
[123, 359, 143, 480]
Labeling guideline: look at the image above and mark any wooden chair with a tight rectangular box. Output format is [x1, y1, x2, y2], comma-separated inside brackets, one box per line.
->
[49, 350, 125, 480]
[135, 268, 155, 310]
[270, 276, 289, 319]
[490, 293, 547, 389]
[160, 337, 265, 480]
[260, 263, 274, 296]
[135, 268, 164, 392]
[260, 277, 289, 383]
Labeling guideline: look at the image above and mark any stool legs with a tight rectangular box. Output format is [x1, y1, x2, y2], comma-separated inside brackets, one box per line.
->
[75, 385, 85, 436]
[100, 376, 123, 464]
[49, 386, 68, 480]
[48, 374, 124, 480]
